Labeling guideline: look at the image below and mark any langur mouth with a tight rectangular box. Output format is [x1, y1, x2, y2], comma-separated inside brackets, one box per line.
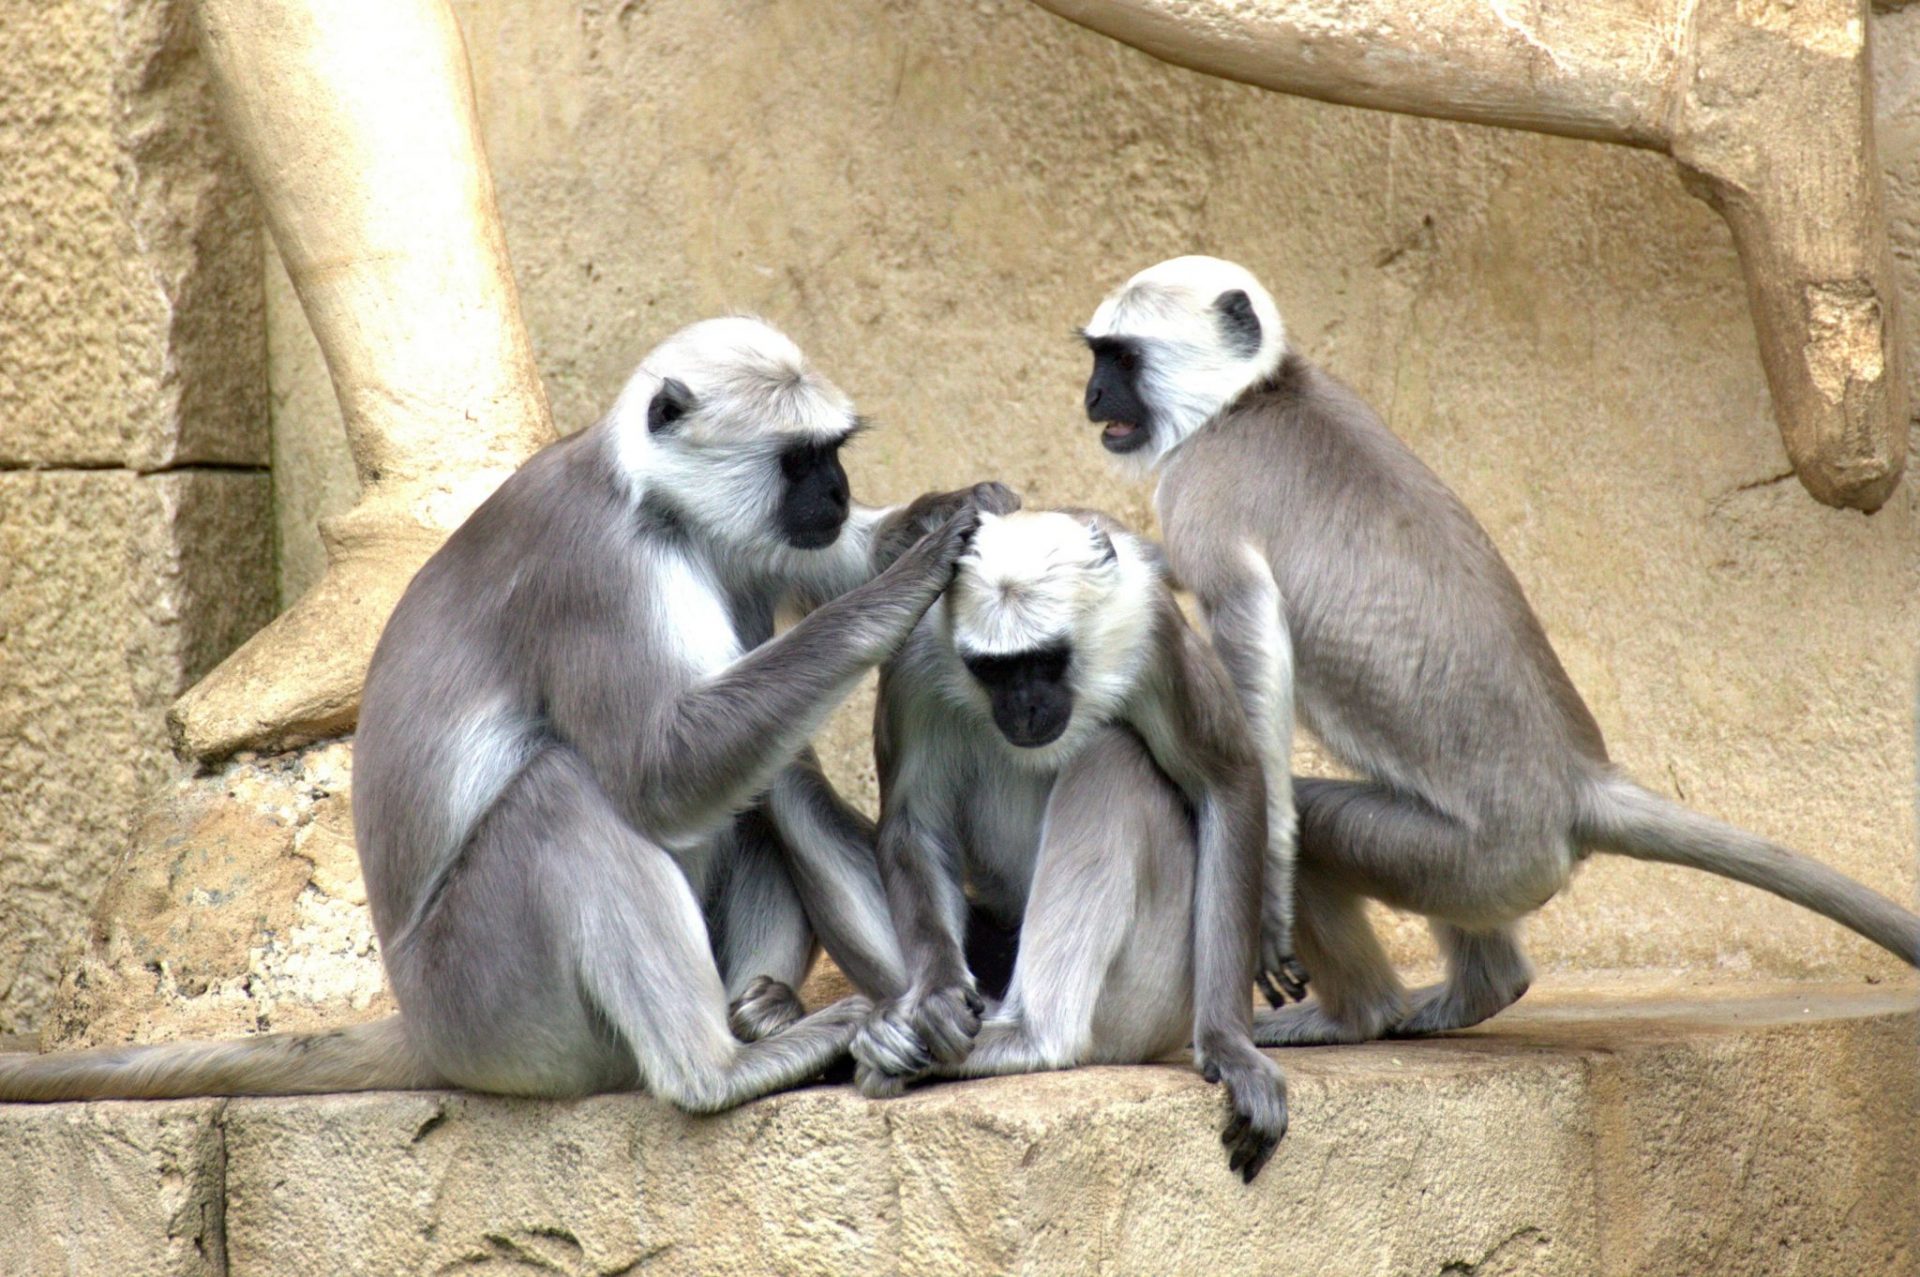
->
[785, 524, 843, 550]
[1098, 421, 1150, 454]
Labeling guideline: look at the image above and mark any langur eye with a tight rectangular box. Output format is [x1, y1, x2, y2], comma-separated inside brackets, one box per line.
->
[1117, 350, 1139, 374]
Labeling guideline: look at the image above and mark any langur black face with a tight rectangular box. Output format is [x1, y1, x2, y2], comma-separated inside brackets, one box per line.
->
[777, 437, 852, 549]
[1082, 337, 1154, 456]
[963, 643, 1075, 748]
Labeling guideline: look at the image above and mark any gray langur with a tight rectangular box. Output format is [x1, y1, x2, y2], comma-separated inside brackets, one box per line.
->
[0, 316, 1008, 1111]
[850, 508, 1287, 1182]
[1079, 255, 1920, 1045]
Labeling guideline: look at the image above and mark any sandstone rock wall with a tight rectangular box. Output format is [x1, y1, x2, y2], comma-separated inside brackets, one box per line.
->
[0, 0, 273, 1033]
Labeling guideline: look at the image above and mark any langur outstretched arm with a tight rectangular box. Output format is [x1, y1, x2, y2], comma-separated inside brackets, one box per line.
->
[632, 510, 975, 841]
[1199, 546, 1307, 1005]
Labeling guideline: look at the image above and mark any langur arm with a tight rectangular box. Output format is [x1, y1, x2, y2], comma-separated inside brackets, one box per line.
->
[851, 677, 981, 1090]
[763, 749, 908, 998]
[629, 509, 974, 840]
[1131, 621, 1287, 1178]
[1199, 546, 1306, 1005]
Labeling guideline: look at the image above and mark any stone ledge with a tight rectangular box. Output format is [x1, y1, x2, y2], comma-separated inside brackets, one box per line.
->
[2, 980, 1914, 1277]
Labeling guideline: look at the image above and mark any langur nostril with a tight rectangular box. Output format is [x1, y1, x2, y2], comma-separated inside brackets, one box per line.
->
[1086, 386, 1103, 411]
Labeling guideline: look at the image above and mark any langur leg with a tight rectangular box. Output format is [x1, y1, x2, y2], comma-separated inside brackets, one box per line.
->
[1259, 778, 1541, 1042]
[710, 808, 815, 1042]
[765, 750, 907, 998]
[423, 747, 864, 1111]
[1252, 867, 1407, 1046]
[940, 728, 1194, 1077]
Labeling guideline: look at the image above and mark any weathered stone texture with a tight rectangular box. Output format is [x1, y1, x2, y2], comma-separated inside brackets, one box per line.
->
[0, 0, 271, 1036]
[264, 244, 358, 607]
[0, 471, 273, 1035]
[4, 983, 1896, 1277]
[0, 0, 265, 469]
[44, 742, 391, 1053]
[0, 1097, 226, 1277]
[262, 0, 1920, 981]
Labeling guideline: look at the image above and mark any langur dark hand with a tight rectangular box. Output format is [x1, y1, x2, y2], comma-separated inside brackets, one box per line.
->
[907, 984, 985, 1065]
[1198, 1037, 1287, 1183]
[850, 998, 933, 1095]
[1257, 923, 1311, 1008]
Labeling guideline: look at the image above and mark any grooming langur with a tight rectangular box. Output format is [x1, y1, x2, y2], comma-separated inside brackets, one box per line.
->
[0, 317, 1007, 1109]
[852, 509, 1286, 1181]
[1081, 256, 1920, 1045]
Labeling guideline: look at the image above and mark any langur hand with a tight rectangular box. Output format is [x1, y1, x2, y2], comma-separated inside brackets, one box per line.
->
[874, 501, 984, 599]
[848, 984, 985, 1097]
[1197, 1035, 1288, 1183]
[907, 481, 1022, 527]
[872, 483, 1021, 572]
[905, 984, 984, 1065]
[850, 997, 932, 1097]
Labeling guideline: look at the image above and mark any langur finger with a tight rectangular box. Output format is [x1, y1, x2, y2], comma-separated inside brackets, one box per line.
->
[1256, 972, 1287, 1009]
[1237, 1130, 1279, 1183]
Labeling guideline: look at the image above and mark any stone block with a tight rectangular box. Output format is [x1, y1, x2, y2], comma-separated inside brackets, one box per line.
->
[193, 982, 1915, 1277]
[0, 1097, 225, 1277]
[0, 0, 265, 469]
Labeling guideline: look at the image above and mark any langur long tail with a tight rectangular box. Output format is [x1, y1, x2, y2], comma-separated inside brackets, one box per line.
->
[0, 1015, 444, 1102]
[1577, 773, 1920, 965]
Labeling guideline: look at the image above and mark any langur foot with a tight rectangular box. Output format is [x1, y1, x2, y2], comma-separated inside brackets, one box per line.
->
[1251, 1002, 1388, 1047]
[1197, 1041, 1287, 1183]
[1387, 978, 1528, 1038]
[728, 976, 808, 1043]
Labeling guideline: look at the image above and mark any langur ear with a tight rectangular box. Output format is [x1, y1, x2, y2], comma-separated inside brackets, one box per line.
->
[648, 377, 696, 434]
[1213, 289, 1262, 357]
[1086, 523, 1118, 566]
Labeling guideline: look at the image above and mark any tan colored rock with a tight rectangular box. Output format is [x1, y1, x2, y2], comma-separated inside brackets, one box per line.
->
[0, 1098, 226, 1277]
[3, 981, 1909, 1275]
[0, 471, 272, 1035]
[195, 982, 1912, 1277]
[0, 0, 265, 469]
[264, 242, 359, 606]
[44, 742, 392, 1053]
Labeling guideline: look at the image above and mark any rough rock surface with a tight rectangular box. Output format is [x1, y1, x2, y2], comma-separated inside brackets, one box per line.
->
[0, 0, 268, 1034]
[1, 982, 1912, 1276]
[0, 471, 272, 1037]
[41, 740, 851, 1049]
[0, 0, 264, 469]
[44, 742, 391, 1052]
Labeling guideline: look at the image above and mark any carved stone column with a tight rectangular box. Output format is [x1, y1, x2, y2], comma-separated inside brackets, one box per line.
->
[169, 0, 555, 761]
